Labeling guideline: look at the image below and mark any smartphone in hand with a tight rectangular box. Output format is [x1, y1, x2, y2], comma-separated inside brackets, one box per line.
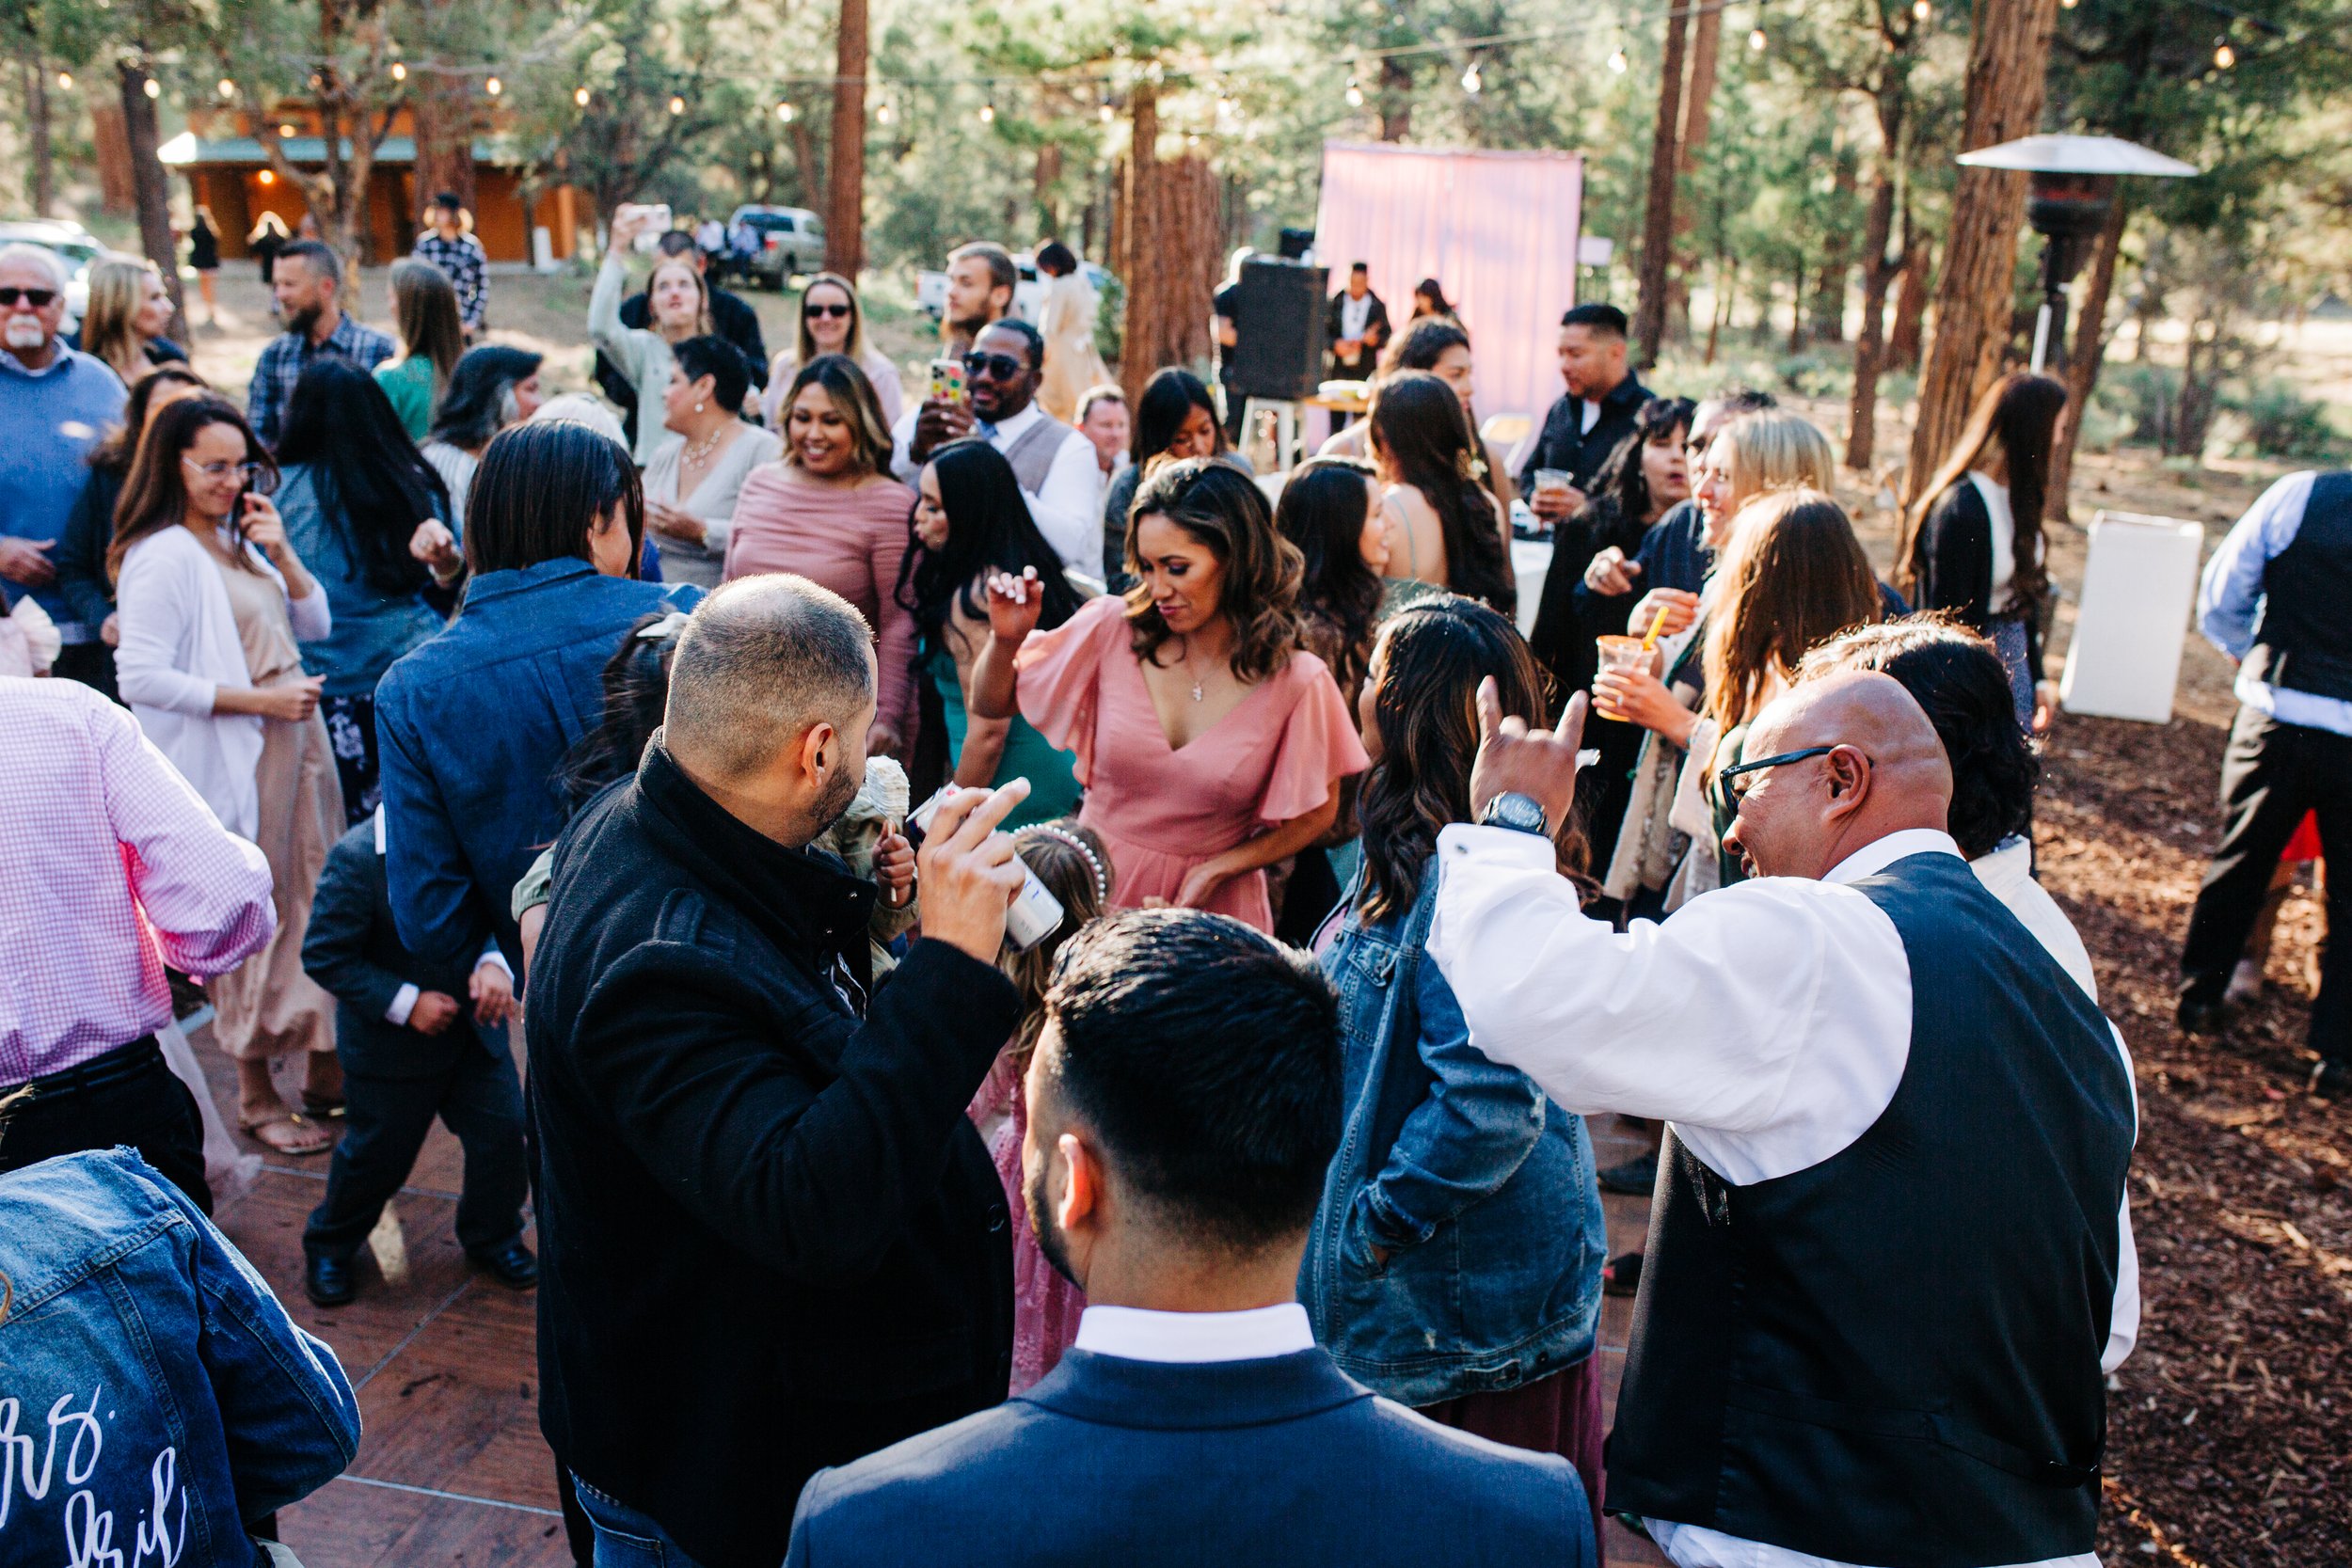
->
[929, 357, 968, 407]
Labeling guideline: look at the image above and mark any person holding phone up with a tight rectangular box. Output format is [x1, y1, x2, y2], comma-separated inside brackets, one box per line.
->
[114, 395, 348, 1156]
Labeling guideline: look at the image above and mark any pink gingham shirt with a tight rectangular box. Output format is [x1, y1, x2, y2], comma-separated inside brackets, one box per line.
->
[1, 678, 276, 1085]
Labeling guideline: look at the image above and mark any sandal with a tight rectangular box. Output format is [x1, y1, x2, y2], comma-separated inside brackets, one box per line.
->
[301, 1093, 347, 1119]
[241, 1111, 334, 1156]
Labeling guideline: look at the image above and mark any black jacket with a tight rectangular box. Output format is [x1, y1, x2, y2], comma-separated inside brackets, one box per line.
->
[524, 743, 1022, 1568]
[1914, 478, 2043, 687]
[302, 819, 506, 1081]
[1325, 289, 1391, 375]
[1518, 371, 1649, 497]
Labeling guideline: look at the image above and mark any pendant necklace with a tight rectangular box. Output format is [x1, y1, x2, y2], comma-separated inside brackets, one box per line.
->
[1181, 640, 1207, 702]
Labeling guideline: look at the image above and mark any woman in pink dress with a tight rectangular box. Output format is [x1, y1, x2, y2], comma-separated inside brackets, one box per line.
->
[970, 458, 1369, 932]
[725, 354, 919, 755]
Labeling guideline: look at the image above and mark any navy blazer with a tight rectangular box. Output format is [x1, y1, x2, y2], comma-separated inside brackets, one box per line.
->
[784, 1346, 1595, 1567]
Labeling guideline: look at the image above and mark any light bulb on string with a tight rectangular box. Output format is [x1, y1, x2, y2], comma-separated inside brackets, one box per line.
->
[1345, 75, 1364, 108]
[1748, 24, 1767, 50]
[258, 168, 276, 186]
[1461, 61, 1481, 94]
[485, 75, 502, 96]
[775, 100, 795, 122]
[878, 99, 895, 124]
[2213, 38, 2235, 68]
[390, 61, 406, 81]
[278, 122, 297, 138]
[574, 86, 591, 106]
[1185, 132, 1200, 148]
[2058, 0, 2077, 8]
[1608, 46, 1628, 73]
[217, 77, 236, 99]
[979, 102, 995, 124]
[1099, 101, 1115, 123]
[143, 77, 160, 98]
[1912, 0, 1931, 18]
[56, 70, 73, 89]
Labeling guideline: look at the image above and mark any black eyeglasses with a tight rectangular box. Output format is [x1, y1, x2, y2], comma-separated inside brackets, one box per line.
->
[962, 351, 1025, 382]
[805, 301, 852, 319]
[1714, 744, 1844, 819]
[0, 287, 58, 309]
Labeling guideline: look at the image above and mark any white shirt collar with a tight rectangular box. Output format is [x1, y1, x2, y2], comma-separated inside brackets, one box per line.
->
[1072, 1303, 1314, 1364]
[988, 403, 1042, 441]
[1821, 827, 1963, 886]
[1968, 832, 2031, 891]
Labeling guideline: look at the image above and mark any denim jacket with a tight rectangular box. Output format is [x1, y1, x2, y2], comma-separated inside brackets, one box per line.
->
[277, 464, 448, 699]
[1299, 858, 1607, 1407]
[374, 557, 701, 966]
[0, 1149, 359, 1564]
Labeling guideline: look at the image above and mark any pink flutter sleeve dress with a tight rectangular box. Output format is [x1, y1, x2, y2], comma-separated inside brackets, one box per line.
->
[1015, 595, 1370, 932]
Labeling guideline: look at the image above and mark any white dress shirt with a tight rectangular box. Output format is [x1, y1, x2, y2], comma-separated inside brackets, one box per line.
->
[889, 401, 1105, 578]
[1073, 1303, 1316, 1363]
[1339, 291, 1374, 342]
[2197, 469, 2352, 737]
[1427, 823, 2136, 1568]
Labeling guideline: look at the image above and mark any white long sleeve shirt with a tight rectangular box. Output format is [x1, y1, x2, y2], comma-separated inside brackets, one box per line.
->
[1427, 824, 2137, 1568]
[2197, 468, 2352, 737]
[889, 401, 1104, 579]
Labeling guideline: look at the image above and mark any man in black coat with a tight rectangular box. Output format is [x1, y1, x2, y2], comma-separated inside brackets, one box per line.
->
[300, 809, 533, 1307]
[1518, 302, 1648, 526]
[1325, 261, 1391, 382]
[524, 572, 1033, 1568]
[594, 230, 769, 447]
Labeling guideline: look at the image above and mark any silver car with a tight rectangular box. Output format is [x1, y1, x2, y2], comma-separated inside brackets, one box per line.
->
[729, 206, 827, 289]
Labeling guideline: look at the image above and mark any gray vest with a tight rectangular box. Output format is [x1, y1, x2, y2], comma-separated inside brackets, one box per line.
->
[1000, 410, 1074, 494]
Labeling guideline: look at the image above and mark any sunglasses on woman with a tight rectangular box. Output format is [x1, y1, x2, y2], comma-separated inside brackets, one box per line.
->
[0, 287, 58, 309]
[804, 301, 852, 319]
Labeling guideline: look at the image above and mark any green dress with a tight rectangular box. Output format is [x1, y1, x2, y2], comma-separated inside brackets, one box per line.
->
[929, 643, 1082, 830]
[373, 355, 437, 440]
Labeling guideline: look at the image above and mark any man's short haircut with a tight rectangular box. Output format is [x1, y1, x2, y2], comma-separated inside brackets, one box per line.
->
[1350, 261, 1370, 275]
[1041, 910, 1343, 1255]
[655, 230, 698, 260]
[277, 240, 342, 287]
[948, 241, 1018, 300]
[1560, 302, 1628, 339]
[664, 575, 878, 781]
[0, 244, 70, 290]
[1710, 385, 1777, 416]
[1795, 614, 2037, 860]
[433, 190, 463, 212]
[979, 315, 1045, 373]
[1076, 384, 1126, 421]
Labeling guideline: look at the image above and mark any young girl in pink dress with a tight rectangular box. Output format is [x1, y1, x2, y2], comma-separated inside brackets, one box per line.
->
[966, 819, 1114, 1391]
[968, 459, 1369, 934]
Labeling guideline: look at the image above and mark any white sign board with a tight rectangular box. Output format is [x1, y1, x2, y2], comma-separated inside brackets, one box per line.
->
[2058, 510, 2205, 724]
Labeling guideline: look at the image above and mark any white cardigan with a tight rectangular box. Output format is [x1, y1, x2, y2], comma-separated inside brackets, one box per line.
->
[115, 523, 330, 841]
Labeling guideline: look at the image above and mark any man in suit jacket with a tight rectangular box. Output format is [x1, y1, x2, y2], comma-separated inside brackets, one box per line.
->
[1326, 261, 1391, 381]
[300, 809, 533, 1307]
[785, 910, 1596, 1568]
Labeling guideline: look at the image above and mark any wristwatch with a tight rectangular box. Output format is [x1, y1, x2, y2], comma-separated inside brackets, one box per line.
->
[1479, 791, 1550, 838]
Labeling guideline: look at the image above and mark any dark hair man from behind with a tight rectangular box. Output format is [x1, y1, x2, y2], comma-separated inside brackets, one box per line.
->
[783, 908, 1597, 1568]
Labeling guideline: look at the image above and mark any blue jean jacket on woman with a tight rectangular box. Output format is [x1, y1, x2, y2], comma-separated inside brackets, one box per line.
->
[0, 1148, 359, 1564]
[1299, 858, 1608, 1408]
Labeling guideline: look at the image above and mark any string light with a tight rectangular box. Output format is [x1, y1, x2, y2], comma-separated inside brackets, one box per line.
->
[878, 99, 895, 124]
[1185, 132, 1200, 147]
[669, 94, 687, 115]
[2213, 38, 2235, 68]
[574, 86, 591, 106]
[1099, 101, 1114, 123]
[143, 77, 160, 98]
[56, 71, 72, 90]
[2058, 0, 2077, 8]
[1748, 24, 1767, 50]
[774, 100, 795, 122]
[1216, 93, 1236, 121]
[1345, 75, 1364, 107]
[1608, 46, 1629, 72]
[258, 168, 277, 185]
[979, 102, 995, 123]
[1912, 0, 1931, 19]
[485, 75, 502, 95]
[1460, 61, 1482, 94]
[390, 61, 406, 81]
[217, 77, 236, 98]
[278, 122, 297, 137]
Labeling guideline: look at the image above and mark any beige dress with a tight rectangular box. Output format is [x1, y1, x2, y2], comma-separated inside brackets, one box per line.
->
[204, 562, 343, 1061]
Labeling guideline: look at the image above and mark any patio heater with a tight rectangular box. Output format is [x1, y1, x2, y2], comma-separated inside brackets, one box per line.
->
[1954, 135, 2198, 373]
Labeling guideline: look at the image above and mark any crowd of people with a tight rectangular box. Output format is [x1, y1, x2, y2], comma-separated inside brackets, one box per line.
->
[0, 213, 2342, 1568]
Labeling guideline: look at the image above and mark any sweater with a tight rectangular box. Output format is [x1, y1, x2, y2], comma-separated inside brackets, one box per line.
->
[1, 345, 127, 638]
[525, 741, 1022, 1568]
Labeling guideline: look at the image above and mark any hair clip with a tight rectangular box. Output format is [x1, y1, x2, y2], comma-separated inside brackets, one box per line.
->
[1017, 824, 1109, 903]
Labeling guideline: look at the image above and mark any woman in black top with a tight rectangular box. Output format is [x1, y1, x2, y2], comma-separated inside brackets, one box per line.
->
[1898, 372, 2068, 734]
[189, 204, 221, 325]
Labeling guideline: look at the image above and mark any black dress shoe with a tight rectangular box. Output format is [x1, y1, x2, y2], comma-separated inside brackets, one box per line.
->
[304, 1252, 357, 1307]
[2176, 994, 2228, 1036]
[1597, 1152, 1660, 1196]
[470, 1241, 539, 1291]
[2312, 1060, 2352, 1100]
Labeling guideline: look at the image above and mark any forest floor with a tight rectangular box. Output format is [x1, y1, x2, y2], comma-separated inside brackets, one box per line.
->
[173, 269, 2351, 1567]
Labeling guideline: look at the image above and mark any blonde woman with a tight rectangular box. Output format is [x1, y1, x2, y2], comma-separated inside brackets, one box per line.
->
[72, 258, 185, 384]
[1033, 241, 1110, 423]
[761, 271, 902, 428]
[590, 206, 714, 464]
[373, 258, 466, 440]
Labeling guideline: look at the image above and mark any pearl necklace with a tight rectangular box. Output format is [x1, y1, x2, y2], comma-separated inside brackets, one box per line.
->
[679, 425, 728, 470]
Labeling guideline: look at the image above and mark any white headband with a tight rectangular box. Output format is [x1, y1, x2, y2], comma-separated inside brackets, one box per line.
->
[1017, 824, 1108, 904]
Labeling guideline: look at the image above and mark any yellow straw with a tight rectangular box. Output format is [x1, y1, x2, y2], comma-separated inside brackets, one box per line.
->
[1639, 603, 1671, 651]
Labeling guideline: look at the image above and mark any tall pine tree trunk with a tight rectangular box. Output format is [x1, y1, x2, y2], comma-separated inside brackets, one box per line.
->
[1845, 84, 1907, 470]
[1902, 0, 2059, 508]
[1118, 84, 1162, 406]
[118, 56, 189, 343]
[1887, 225, 1931, 371]
[825, 0, 867, 279]
[1377, 57, 1412, 143]
[2045, 194, 2127, 520]
[1631, 0, 1691, 367]
[412, 66, 476, 217]
[22, 48, 56, 216]
[1668, 0, 1722, 337]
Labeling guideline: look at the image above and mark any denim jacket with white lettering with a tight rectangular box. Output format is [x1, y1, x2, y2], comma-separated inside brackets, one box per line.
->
[0, 1148, 358, 1566]
[1298, 862, 1608, 1408]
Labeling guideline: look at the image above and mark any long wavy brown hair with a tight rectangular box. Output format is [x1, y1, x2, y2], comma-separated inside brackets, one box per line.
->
[1896, 371, 2067, 610]
[1358, 596, 1583, 922]
[1366, 371, 1513, 614]
[1122, 457, 1306, 685]
[1702, 488, 1883, 739]
[1000, 820, 1114, 1069]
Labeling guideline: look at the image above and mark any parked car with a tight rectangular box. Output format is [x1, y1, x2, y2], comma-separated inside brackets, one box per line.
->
[0, 218, 114, 325]
[915, 253, 1119, 325]
[729, 205, 826, 289]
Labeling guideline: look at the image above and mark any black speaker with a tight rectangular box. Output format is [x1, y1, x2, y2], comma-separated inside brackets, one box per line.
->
[1228, 259, 1327, 402]
[1277, 227, 1316, 260]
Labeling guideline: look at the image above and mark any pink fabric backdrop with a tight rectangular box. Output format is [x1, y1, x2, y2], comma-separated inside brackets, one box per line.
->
[1313, 141, 1584, 447]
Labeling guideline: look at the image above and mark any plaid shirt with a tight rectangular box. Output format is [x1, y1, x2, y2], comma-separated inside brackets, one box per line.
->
[0, 680, 275, 1085]
[246, 310, 395, 448]
[414, 230, 490, 330]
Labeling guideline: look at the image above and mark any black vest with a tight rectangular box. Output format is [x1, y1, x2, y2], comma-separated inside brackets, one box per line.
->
[1606, 853, 2134, 1568]
[2246, 470, 2352, 702]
